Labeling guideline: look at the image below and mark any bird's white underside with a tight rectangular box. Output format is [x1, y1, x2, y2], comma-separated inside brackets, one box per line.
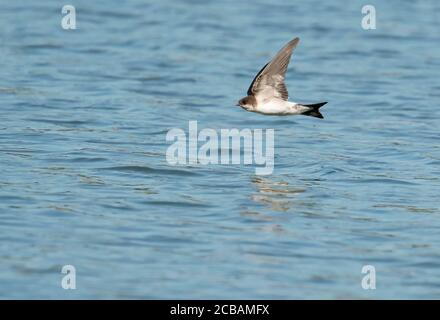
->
[242, 98, 309, 115]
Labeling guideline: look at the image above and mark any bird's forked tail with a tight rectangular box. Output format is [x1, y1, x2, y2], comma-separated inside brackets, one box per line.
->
[301, 102, 327, 119]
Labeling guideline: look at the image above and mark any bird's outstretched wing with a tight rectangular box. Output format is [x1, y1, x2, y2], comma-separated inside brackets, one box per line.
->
[247, 37, 299, 101]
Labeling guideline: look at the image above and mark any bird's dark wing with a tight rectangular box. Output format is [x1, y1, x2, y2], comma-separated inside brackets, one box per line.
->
[247, 37, 299, 101]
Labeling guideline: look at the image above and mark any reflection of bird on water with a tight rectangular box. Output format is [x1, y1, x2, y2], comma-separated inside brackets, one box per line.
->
[250, 176, 305, 212]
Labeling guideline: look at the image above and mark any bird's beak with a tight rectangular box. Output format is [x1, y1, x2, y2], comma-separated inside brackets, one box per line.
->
[235, 102, 240, 106]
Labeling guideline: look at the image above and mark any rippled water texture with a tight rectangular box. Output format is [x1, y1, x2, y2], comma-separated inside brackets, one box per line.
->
[1, 0, 439, 299]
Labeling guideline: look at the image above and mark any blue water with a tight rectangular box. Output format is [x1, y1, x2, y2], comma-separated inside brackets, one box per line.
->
[1, 0, 440, 299]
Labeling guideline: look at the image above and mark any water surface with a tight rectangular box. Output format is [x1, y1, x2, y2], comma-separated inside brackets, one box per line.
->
[0, 0, 440, 299]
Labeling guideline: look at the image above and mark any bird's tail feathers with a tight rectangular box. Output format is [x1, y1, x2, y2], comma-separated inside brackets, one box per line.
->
[301, 102, 327, 119]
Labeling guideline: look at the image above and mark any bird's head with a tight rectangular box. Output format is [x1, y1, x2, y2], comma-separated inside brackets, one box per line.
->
[236, 96, 256, 111]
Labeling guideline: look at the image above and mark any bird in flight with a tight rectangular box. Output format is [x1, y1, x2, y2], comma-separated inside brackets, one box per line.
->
[237, 37, 327, 119]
